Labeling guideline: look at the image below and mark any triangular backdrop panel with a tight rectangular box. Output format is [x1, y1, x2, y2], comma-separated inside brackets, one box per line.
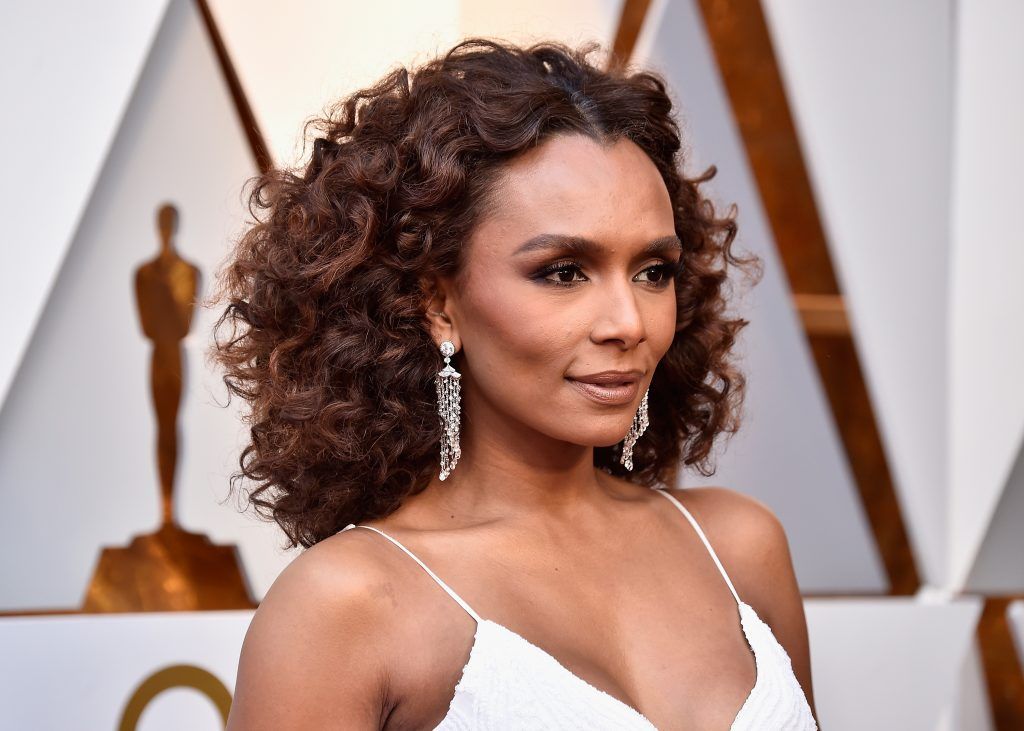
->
[458, 0, 624, 49]
[0, 1, 169, 413]
[633, 0, 885, 593]
[0, 0, 293, 611]
[965, 434, 1024, 591]
[949, 0, 1024, 590]
[206, 0, 625, 169]
[207, 0, 460, 168]
[757, 0, 954, 587]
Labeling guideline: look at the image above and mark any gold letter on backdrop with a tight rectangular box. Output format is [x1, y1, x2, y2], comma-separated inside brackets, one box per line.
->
[118, 664, 232, 730]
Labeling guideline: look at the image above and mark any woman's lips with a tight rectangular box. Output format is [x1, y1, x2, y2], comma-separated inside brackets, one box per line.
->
[565, 377, 640, 406]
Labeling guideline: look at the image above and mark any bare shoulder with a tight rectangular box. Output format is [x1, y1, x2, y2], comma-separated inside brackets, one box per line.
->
[227, 529, 401, 730]
[661, 486, 818, 718]
[661, 485, 790, 578]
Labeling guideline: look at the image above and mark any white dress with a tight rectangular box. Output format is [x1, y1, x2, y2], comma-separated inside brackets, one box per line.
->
[341, 487, 818, 730]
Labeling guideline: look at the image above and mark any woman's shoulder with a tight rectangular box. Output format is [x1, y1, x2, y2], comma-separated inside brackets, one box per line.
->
[659, 485, 789, 550]
[227, 529, 405, 730]
[657, 486, 796, 614]
[261, 524, 410, 624]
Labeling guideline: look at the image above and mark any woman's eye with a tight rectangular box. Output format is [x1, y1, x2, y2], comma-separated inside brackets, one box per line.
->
[635, 262, 680, 286]
[538, 262, 588, 286]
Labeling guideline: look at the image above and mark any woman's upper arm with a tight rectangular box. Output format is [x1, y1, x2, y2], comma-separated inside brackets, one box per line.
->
[227, 542, 393, 730]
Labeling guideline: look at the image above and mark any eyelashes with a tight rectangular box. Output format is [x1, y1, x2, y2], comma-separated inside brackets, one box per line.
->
[532, 258, 683, 288]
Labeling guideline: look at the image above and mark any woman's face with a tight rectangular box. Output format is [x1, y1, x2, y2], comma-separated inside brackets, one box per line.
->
[433, 133, 680, 452]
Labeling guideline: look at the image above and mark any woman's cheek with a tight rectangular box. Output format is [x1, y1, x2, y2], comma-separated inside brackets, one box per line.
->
[651, 291, 678, 355]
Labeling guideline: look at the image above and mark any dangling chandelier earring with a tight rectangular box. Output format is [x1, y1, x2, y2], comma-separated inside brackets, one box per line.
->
[620, 387, 650, 471]
[435, 340, 462, 480]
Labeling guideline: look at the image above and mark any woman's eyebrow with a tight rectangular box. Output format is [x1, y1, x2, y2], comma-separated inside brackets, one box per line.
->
[513, 233, 682, 257]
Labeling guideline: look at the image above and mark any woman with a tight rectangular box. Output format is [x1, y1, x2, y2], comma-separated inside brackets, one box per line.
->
[211, 37, 818, 730]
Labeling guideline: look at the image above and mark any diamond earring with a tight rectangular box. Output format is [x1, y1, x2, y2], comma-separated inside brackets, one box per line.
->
[435, 340, 462, 480]
[620, 387, 649, 471]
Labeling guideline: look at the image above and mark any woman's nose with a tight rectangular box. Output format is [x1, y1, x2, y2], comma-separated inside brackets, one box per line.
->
[590, 280, 646, 347]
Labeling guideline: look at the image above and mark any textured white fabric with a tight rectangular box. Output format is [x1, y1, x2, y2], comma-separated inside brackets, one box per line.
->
[341, 487, 817, 730]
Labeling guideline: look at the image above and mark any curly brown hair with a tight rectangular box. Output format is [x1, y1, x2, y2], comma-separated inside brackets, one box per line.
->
[206, 37, 762, 549]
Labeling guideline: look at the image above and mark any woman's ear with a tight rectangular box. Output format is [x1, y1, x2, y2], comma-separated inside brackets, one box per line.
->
[423, 277, 461, 351]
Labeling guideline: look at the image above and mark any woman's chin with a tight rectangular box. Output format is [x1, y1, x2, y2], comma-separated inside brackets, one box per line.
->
[554, 428, 634, 449]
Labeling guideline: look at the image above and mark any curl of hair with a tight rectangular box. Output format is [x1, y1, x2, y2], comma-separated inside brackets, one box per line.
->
[206, 37, 762, 549]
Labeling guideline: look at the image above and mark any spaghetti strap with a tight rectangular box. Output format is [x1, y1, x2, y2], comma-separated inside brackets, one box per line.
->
[340, 523, 482, 623]
[652, 489, 742, 606]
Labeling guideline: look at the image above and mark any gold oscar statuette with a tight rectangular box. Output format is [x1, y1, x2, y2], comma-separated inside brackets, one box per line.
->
[83, 203, 254, 612]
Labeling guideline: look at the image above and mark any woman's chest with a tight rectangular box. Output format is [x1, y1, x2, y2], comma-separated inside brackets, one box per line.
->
[384, 582, 757, 731]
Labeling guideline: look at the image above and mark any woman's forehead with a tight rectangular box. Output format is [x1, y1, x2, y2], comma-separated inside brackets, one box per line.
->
[474, 134, 675, 250]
